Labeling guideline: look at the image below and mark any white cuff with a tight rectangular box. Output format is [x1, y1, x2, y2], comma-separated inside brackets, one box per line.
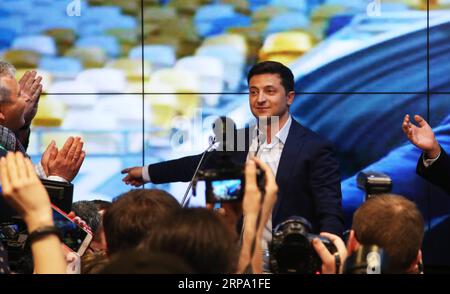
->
[142, 165, 151, 183]
[423, 152, 441, 168]
[48, 175, 69, 183]
[35, 162, 47, 178]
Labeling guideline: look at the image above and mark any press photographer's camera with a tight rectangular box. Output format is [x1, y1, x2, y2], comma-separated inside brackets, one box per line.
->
[270, 216, 337, 273]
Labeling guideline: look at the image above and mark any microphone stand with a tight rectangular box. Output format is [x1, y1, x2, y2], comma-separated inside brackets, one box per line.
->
[181, 138, 217, 207]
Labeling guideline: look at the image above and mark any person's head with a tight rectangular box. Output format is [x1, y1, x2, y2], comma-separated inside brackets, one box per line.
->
[102, 189, 181, 256]
[0, 62, 25, 132]
[99, 250, 194, 274]
[348, 194, 424, 273]
[139, 207, 238, 274]
[81, 250, 109, 274]
[86, 199, 112, 253]
[72, 200, 101, 233]
[91, 199, 112, 214]
[247, 61, 295, 123]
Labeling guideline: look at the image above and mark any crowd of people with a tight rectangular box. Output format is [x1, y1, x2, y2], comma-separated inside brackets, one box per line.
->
[0, 60, 446, 274]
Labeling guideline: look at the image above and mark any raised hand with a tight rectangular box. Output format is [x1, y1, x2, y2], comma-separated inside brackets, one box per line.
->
[18, 70, 43, 125]
[46, 137, 86, 182]
[41, 140, 57, 176]
[402, 114, 440, 158]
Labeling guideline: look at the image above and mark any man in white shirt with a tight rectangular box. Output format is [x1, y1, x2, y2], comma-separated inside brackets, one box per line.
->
[122, 61, 344, 239]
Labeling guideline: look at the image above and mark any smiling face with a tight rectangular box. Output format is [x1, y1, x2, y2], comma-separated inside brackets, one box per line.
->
[248, 73, 294, 124]
[0, 76, 26, 132]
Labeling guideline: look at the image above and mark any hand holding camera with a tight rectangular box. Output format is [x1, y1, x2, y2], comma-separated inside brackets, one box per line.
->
[312, 232, 348, 274]
[238, 157, 278, 273]
[0, 152, 66, 273]
[270, 216, 342, 274]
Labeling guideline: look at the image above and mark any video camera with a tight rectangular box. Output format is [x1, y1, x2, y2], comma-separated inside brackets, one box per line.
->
[270, 216, 337, 274]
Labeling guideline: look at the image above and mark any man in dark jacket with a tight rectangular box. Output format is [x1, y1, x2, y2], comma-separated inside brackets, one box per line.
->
[122, 61, 345, 239]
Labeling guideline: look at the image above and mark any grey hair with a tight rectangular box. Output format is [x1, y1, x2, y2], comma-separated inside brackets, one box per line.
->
[0, 61, 16, 78]
[0, 82, 12, 103]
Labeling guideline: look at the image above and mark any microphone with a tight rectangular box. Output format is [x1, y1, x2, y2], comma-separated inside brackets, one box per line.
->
[181, 135, 217, 207]
[181, 116, 238, 207]
[254, 129, 266, 158]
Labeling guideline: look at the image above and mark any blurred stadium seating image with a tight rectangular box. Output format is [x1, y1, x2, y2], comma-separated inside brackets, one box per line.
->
[1, 0, 450, 270]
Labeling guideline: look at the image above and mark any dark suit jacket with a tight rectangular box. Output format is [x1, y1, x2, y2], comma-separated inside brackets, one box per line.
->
[416, 147, 450, 195]
[148, 119, 344, 235]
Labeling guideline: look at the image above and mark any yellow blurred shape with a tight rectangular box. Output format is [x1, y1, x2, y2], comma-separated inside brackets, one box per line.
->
[222, 0, 250, 15]
[228, 23, 266, 61]
[259, 31, 315, 65]
[107, 58, 151, 82]
[143, 6, 178, 24]
[32, 96, 67, 127]
[2, 50, 40, 69]
[169, 0, 212, 16]
[149, 96, 180, 130]
[150, 68, 201, 119]
[202, 33, 248, 58]
[65, 47, 108, 68]
[252, 6, 289, 24]
[311, 4, 347, 21]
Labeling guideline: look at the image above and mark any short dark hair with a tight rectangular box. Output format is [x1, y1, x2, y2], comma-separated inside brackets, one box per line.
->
[352, 194, 424, 273]
[247, 61, 295, 94]
[103, 189, 181, 255]
[91, 199, 112, 212]
[99, 250, 195, 274]
[139, 208, 238, 274]
[72, 200, 101, 233]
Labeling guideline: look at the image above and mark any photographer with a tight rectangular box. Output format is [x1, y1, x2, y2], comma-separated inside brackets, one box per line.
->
[0, 152, 66, 274]
[313, 194, 424, 274]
